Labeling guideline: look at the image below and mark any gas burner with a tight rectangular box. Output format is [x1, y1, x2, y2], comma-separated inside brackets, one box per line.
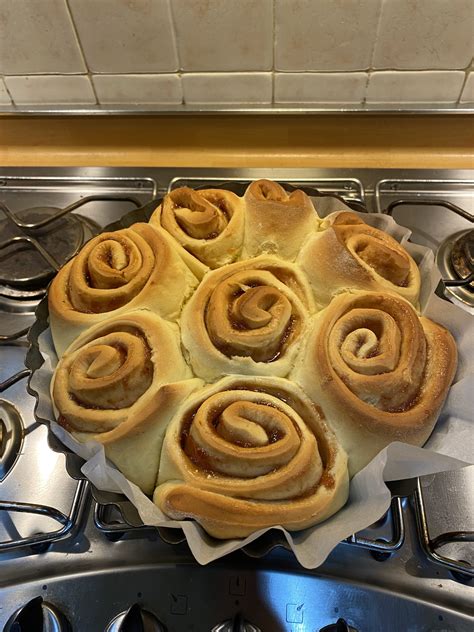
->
[0, 400, 24, 482]
[450, 230, 473, 283]
[0, 206, 100, 289]
[437, 229, 474, 311]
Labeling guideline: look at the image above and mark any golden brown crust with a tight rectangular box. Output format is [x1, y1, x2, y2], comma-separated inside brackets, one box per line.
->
[180, 255, 316, 381]
[292, 291, 458, 475]
[51, 310, 202, 493]
[149, 187, 245, 277]
[45, 178, 458, 540]
[154, 376, 348, 538]
[243, 180, 319, 261]
[48, 222, 198, 355]
[297, 211, 421, 308]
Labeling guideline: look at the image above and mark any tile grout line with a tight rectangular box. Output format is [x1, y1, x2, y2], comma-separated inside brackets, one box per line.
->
[456, 70, 470, 105]
[1, 75, 16, 106]
[1, 69, 471, 78]
[272, 0, 276, 103]
[167, 0, 184, 104]
[459, 56, 474, 105]
[64, 0, 98, 104]
[364, 0, 386, 105]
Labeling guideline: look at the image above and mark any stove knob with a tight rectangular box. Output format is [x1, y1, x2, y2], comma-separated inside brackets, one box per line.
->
[105, 603, 166, 632]
[211, 613, 261, 632]
[3, 596, 71, 632]
[320, 618, 359, 632]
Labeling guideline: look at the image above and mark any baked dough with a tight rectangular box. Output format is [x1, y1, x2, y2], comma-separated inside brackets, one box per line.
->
[51, 310, 202, 494]
[297, 211, 421, 308]
[243, 179, 319, 261]
[154, 375, 348, 538]
[180, 255, 316, 380]
[292, 291, 457, 476]
[150, 187, 245, 277]
[48, 222, 198, 355]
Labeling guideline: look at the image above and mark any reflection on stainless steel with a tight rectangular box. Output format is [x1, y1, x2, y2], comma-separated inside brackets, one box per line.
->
[0, 400, 24, 482]
[1, 103, 473, 116]
[0, 167, 473, 631]
[320, 620, 359, 632]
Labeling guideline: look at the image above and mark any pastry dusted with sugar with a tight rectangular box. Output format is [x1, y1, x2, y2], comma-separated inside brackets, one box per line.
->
[48, 222, 198, 355]
[150, 186, 245, 278]
[52, 310, 202, 494]
[180, 255, 316, 381]
[243, 179, 319, 261]
[154, 376, 348, 538]
[297, 211, 421, 308]
[292, 291, 457, 476]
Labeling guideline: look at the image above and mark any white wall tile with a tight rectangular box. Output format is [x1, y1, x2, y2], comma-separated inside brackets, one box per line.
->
[171, 0, 273, 71]
[93, 74, 182, 104]
[68, 0, 178, 73]
[275, 0, 380, 71]
[367, 71, 465, 104]
[0, 79, 12, 105]
[5, 75, 96, 105]
[182, 73, 272, 104]
[275, 72, 366, 103]
[0, 0, 85, 74]
[373, 0, 473, 70]
[460, 73, 474, 103]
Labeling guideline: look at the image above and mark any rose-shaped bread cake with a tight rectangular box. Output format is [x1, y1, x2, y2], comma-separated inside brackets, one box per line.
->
[52, 310, 202, 494]
[297, 211, 421, 308]
[154, 376, 349, 538]
[292, 291, 457, 476]
[243, 179, 320, 261]
[49, 222, 198, 355]
[150, 186, 245, 278]
[180, 255, 316, 381]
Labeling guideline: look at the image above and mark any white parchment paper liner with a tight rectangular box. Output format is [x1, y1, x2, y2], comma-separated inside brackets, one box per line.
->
[30, 205, 473, 569]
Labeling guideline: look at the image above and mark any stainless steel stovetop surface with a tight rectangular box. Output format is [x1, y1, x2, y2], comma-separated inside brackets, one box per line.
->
[0, 168, 473, 632]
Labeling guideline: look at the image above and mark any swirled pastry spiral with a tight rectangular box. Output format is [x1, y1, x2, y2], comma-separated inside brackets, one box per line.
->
[150, 187, 245, 277]
[52, 310, 202, 493]
[180, 256, 316, 380]
[297, 211, 421, 308]
[48, 222, 198, 355]
[292, 291, 457, 475]
[243, 180, 319, 261]
[154, 376, 348, 538]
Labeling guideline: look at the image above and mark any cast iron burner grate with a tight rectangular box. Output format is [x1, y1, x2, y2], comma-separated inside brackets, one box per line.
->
[0, 207, 91, 287]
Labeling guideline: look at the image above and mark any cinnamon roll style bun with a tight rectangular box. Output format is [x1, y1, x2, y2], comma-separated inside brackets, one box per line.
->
[297, 211, 421, 308]
[49, 223, 198, 355]
[292, 291, 457, 475]
[180, 256, 316, 380]
[150, 187, 245, 277]
[154, 376, 349, 538]
[52, 311, 202, 494]
[243, 180, 319, 261]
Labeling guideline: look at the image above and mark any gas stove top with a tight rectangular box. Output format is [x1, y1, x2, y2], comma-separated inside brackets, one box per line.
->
[0, 168, 473, 632]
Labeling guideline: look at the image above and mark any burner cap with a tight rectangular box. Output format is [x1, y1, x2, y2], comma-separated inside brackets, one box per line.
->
[450, 229, 473, 282]
[0, 207, 94, 288]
